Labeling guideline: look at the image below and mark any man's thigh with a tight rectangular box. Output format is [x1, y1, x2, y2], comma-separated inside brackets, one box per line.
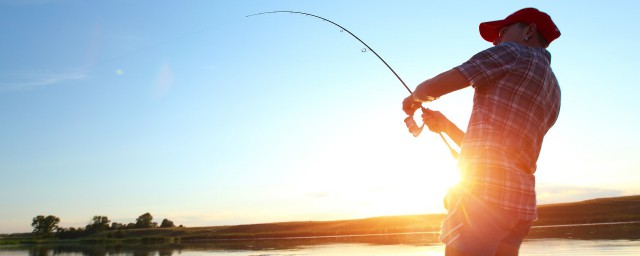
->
[441, 193, 523, 256]
[495, 220, 533, 256]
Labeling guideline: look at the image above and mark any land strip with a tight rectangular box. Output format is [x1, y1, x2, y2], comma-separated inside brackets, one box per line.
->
[2, 195, 639, 244]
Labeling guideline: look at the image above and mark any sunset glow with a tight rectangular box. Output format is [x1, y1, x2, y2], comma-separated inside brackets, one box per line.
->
[1, 1, 639, 234]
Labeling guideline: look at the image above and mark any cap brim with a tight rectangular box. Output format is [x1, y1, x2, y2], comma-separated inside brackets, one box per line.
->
[479, 19, 509, 44]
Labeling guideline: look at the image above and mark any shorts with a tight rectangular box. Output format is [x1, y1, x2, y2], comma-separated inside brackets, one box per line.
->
[439, 188, 532, 256]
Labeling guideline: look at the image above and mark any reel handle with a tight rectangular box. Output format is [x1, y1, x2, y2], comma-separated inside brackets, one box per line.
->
[404, 115, 424, 137]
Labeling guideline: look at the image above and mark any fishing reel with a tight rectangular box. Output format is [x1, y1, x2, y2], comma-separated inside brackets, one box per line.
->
[404, 114, 424, 137]
[403, 107, 428, 137]
[404, 107, 459, 159]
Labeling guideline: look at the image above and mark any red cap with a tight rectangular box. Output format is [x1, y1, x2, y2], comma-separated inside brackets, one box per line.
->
[479, 8, 561, 45]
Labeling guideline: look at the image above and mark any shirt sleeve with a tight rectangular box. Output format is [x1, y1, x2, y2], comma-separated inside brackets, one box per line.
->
[455, 42, 520, 89]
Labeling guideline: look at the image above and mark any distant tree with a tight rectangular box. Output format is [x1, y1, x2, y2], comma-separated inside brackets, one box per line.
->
[159, 219, 175, 228]
[55, 227, 69, 238]
[31, 215, 60, 235]
[111, 222, 125, 230]
[56, 227, 86, 239]
[86, 216, 110, 234]
[135, 213, 154, 228]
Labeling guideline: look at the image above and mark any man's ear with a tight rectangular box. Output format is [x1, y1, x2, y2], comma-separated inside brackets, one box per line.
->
[526, 23, 538, 38]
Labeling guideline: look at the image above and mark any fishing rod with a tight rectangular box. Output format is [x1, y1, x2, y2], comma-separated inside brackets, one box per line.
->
[246, 11, 459, 159]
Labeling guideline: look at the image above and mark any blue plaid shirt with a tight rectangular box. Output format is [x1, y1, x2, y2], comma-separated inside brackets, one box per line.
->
[455, 42, 561, 220]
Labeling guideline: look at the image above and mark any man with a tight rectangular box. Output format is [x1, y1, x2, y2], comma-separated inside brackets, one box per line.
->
[402, 8, 561, 256]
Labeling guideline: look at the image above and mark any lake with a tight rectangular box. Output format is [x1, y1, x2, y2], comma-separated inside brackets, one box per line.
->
[1, 238, 640, 256]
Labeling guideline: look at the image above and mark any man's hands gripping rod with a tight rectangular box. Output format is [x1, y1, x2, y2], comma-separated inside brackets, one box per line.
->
[402, 95, 460, 159]
[402, 95, 444, 136]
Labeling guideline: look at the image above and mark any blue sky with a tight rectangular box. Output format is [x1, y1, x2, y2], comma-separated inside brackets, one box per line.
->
[1, 1, 639, 233]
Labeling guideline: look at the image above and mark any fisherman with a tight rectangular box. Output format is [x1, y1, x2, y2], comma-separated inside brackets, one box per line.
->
[402, 8, 561, 256]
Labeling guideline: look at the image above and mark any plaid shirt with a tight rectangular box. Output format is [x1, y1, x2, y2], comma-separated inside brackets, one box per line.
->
[455, 42, 561, 220]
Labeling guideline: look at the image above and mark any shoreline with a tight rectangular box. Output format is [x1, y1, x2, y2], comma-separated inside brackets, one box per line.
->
[2, 195, 639, 244]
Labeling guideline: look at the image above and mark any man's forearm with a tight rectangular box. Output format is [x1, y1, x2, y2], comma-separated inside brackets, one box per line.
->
[443, 117, 465, 148]
[412, 68, 471, 102]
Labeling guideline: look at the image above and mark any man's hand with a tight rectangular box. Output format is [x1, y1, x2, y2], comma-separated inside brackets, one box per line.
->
[421, 108, 448, 133]
[402, 95, 421, 116]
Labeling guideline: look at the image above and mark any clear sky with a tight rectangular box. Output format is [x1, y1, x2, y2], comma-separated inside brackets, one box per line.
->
[1, 0, 639, 234]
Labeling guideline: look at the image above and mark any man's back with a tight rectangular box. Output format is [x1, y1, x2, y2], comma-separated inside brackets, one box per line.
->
[455, 42, 561, 220]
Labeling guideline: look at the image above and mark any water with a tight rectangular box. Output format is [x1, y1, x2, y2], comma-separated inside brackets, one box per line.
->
[1, 239, 639, 256]
[520, 239, 640, 255]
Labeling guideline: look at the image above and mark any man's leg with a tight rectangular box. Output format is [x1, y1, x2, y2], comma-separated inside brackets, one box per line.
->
[446, 245, 474, 256]
[494, 220, 533, 256]
[494, 242, 519, 256]
[441, 192, 521, 256]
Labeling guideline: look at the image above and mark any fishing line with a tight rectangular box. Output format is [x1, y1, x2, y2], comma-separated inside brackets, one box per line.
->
[247, 11, 459, 159]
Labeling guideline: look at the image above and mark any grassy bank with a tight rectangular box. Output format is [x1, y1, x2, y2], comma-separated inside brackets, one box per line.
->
[3, 195, 639, 244]
[536, 195, 640, 225]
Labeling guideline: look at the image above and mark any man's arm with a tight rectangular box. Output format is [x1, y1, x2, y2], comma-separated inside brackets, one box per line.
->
[413, 68, 470, 102]
[402, 68, 471, 115]
[401, 68, 470, 147]
[422, 109, 465, 147]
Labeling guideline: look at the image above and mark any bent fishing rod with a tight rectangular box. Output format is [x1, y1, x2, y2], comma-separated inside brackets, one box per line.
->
[247, 11, 459, 159]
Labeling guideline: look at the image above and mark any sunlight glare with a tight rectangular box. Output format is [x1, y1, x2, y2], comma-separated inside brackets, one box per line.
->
[292, 109, 461, 219]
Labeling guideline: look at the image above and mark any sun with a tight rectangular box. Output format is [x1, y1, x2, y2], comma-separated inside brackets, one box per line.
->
[365, 153, 460, 216]
[290, 118, 461, 219]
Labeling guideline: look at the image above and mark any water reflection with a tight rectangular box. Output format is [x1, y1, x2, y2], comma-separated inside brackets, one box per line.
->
[4, 233, 441, 256]
[23, 244, 179, 256]
[1, 236, 639, 255]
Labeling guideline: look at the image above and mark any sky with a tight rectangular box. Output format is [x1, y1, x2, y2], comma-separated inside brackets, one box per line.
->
[1, 0, 639, 234]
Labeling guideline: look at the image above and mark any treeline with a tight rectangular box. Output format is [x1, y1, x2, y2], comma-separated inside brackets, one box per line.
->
[31, 213, 182, 239]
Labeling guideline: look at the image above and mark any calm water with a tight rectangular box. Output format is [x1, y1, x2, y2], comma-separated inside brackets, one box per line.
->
[1, 239, 640, 256]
